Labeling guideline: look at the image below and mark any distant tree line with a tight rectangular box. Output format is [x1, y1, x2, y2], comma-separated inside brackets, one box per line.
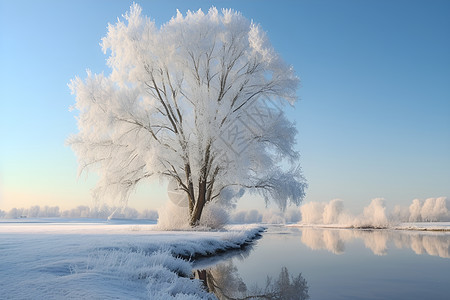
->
[0, 204, 303, 224]
[0, 205, 158, 220]
[229, 208, 302, 224]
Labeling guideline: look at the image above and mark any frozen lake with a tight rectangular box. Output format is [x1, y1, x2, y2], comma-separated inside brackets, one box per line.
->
[193, 225, 450, 300]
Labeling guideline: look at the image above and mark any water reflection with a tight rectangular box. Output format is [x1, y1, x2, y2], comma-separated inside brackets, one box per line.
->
[300, 227, 450, 258]
[194, 262, 309, 300]
[193, 227, 450, 299]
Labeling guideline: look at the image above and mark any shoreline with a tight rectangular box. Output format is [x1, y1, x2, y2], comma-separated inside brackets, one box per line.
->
[288, 222, 450, 232]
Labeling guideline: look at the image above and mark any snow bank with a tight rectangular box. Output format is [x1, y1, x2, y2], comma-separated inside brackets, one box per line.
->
[292, 222, 450, 232]
[394, 222, 450, 231]
[0, 221, 264, 299]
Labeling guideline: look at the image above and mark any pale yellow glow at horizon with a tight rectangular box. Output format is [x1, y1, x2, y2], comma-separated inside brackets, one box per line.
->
[0, 180, 170, 212]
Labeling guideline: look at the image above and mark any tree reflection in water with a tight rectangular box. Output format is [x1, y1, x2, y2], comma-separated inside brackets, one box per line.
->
[194, 262, 309, 300]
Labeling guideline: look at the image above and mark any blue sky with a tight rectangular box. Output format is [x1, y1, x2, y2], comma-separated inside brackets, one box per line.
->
[1, 0, 449, 212]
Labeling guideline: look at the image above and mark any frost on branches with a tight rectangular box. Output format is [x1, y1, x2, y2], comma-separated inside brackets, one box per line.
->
[69, 4, 307, 226]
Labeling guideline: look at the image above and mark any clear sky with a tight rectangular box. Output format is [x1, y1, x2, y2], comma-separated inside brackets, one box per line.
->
[1, 0, 449, 213]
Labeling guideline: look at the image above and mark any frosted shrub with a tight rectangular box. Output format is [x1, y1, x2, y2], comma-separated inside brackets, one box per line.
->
[322, 199, 344, 224]
[157, 201, 190, 230]
[359, 198, 389, 228]
[199, 202, 229, 229]
[421, 197, 449, 222]
[408, 197, 449, 222]
[300, 202, 325, 224]
[299, 197, 449, 227]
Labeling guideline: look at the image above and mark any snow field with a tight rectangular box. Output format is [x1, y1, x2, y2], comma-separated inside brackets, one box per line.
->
[0, 222, 264, 299]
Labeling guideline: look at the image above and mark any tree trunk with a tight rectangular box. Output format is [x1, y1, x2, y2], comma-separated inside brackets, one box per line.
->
[190, 178, 207, 226]
[185, 163, 195, 217]
[189, 141, 212, 226]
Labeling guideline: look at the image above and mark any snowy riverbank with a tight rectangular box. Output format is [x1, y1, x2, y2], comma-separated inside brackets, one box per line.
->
[290, 222, 450, 231]
[0, 220, 265, 299]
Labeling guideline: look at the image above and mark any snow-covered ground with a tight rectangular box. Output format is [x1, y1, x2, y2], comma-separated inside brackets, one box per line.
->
[0, 219, 264, 299]
[291, 222, 450, 231]
[393, 222, 450, 231]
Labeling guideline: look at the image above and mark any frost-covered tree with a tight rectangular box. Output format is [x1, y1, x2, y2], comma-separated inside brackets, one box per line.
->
[69, 4, 306, 226]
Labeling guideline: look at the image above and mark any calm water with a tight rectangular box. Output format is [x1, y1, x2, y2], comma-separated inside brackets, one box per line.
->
[193, 226, 450, 300]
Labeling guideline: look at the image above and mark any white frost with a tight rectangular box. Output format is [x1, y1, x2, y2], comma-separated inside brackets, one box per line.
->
[298, 197, 450, 228]
[68, 3, 306, 223]
[0, 221, 264, 299]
